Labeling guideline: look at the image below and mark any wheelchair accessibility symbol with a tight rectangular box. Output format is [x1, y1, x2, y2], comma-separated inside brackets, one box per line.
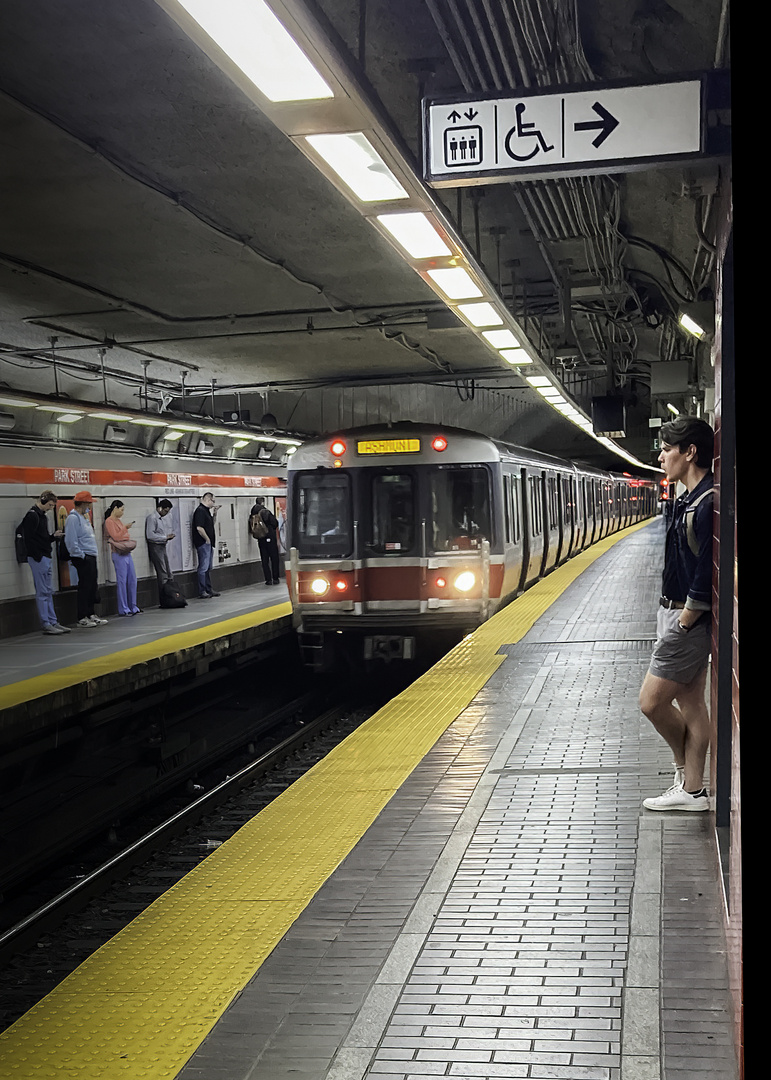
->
[504, 102, 554, 162]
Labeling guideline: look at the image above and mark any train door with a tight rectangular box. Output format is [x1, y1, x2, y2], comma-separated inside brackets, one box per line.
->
[501, 469, 524, 599]
[360, 468, 421, 611]
[521, 469, 545, 587]
[541, 472, 560, 574]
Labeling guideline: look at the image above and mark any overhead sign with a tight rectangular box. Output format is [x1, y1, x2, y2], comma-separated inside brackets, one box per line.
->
[424, 77, 705, 186]
[357, 438, 421, 455]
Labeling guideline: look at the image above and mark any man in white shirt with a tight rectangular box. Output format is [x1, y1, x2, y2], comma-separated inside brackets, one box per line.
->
[145, 499, 176, 600]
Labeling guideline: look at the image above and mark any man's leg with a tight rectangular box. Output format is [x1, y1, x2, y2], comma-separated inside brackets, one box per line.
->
[196, 544, 209, 595]
[639, 667, 710, 792]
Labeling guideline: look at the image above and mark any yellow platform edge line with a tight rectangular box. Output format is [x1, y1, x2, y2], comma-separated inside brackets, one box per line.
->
[0, 602, 292, 712]
[0, 520, 653, 1079]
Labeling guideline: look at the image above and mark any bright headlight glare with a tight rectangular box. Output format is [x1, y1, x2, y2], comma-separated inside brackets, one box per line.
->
[310, 577, 330, 595]
[454, 571, 476, 592]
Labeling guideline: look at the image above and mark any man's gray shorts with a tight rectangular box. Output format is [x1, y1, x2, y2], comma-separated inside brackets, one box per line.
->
[648, 606, 711, 684]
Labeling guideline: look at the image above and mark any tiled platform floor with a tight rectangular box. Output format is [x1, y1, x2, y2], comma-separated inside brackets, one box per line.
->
[177, 521, 737, 1080]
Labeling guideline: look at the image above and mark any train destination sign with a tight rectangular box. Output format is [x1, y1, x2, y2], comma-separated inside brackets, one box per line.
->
[423, 77, 705, 186]
[357, 438, 421, 455]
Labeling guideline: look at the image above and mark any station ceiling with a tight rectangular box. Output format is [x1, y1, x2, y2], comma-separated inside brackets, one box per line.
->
[0, 0, 729, 471]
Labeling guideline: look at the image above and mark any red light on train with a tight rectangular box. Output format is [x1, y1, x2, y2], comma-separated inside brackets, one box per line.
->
[330, 439, 346, 456]
[431, 436, 448, 452]
[435, 576, 447, 588]
[334, 579, 348, 592]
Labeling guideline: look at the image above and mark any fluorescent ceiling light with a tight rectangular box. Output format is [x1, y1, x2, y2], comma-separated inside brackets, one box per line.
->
[526, 376, 552, 388]
[89, 411, 132, 421]
[500, 349, 531, 365]
[163, 429, 186, 441]
[128, 417, 169, 427]
[0, 396, 37, 407]
[232, 439, 250, 449]
[456, 302, 503, 327]
[376, 213, 451, 258]
[199, 428, 226, 437]
[55, 413, 83, 424]
[305, 133, 408, 202]
[169, 422, 203, 432]
[227, 431, 256, 440]
[426, 267, 482, 300]
[35, 404, 83, 414]
[666, 402, 680, 415]
[482, 329, 522, 350]
[176, 0, 333, 102]
[678, 312, 705, 339]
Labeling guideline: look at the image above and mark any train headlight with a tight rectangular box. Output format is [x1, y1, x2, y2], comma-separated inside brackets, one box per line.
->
[310, 577, 330, 596]
[454, 571, 476, 592]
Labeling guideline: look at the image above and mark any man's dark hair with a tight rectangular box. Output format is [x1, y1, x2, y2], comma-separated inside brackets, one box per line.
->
[201, 491, 214, 500]
[157, 498, 173, 510]
[659, 416, 714, 469]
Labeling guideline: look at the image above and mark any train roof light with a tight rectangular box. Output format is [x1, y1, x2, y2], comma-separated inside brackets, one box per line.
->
[377, 213, 452, 258]
[426, 267, 483, 300]
[175, 0, 334, 103]
[431, 435, 448, 452]
[330, 439, 346, 456]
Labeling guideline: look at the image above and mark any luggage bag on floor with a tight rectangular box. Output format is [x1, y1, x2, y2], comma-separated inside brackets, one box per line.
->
[160, 581, 187, 608]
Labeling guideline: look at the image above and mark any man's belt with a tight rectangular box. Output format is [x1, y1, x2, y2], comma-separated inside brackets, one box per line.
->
[659, 596, 686, 609]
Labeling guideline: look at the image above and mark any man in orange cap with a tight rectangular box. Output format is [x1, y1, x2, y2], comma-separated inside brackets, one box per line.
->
[64, 492, 107, 627]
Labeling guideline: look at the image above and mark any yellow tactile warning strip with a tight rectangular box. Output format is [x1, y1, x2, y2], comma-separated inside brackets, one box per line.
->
[0, 521, 653, 1079]
[0, 603, 292, 712]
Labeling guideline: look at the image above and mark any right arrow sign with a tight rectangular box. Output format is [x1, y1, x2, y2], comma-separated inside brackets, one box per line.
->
[573, 101, 620, 149]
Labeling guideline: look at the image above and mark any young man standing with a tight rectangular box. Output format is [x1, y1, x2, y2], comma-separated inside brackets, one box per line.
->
[64, 491, 107, 627]
[22, 490, 71, 635]
[192, 492, 221, 598]
[639, 417, 715, 811]
[146, 498, 176, 600]
[250, 497, 281, 585]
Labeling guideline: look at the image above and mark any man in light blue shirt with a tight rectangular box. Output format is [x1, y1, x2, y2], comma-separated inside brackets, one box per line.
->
[64, 491, 107, 627]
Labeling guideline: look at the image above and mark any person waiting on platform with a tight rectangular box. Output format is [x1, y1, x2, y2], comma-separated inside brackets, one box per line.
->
[64, 491, 107, 628]
[250, 497, 280, 585]
[104, 500, 141, 616]
[639, 416, 715, 812]
[21, 489, 71, 635]
[145, 498, 176, 602]
[192, 491, 221, 598]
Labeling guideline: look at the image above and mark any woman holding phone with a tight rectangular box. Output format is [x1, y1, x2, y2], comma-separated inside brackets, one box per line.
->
[104, 500, 141, 616]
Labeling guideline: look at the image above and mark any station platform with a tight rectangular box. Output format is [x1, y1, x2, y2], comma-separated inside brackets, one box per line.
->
[0, 519, 738, 1080]
[0, 583, 292, 738]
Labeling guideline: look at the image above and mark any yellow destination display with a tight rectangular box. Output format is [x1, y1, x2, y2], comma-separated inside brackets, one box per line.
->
[357, 438, 421, 455]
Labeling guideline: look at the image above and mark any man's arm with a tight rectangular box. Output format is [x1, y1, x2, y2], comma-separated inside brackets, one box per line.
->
[680, 498, 713, 628]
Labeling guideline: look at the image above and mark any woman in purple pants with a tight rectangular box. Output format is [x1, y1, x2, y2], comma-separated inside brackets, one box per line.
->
[104, 501, 141, 616]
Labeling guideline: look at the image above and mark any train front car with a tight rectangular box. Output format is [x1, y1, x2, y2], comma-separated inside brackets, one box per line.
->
[287, 424, 501, 669]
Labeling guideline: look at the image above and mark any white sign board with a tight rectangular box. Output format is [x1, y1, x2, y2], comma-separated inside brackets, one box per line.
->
[425, 79, 703, 185]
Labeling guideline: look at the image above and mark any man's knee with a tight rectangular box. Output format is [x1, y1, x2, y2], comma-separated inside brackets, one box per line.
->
[639, 674, 677, 720]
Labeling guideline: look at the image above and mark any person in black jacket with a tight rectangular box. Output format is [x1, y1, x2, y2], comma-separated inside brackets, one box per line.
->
[21, 490, 71, 635]
[192, 492, 221, 598]
[250, 497, 281, 585]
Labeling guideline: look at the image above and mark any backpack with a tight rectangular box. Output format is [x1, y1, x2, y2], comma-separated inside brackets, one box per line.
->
[159, 580, 187, 608]
[250, 509, 269, 540]
[14, 520, 28, 564]
[683, 487, 715, 556]
[58, 535, 71, 562]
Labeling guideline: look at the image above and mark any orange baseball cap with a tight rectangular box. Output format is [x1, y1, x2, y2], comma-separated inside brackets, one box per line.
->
[73, 491, 94, 503]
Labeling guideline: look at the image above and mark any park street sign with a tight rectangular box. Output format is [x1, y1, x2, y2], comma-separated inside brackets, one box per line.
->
[423, 75, 715, 186]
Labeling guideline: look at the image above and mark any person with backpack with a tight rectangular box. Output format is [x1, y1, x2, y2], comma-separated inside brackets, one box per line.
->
[250, 497, 280, 585]
[64, 491, 107, 628]
[639, 417, 715, 812]
[19, 490, 71, 635]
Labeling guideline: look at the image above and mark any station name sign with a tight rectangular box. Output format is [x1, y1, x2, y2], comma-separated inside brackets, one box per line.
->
[423, 74, 722, 186]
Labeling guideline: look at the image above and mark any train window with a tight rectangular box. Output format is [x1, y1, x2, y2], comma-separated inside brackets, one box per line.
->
[511, 479, 521, 543]
[429, 466, 490, 552]
[503, 474, 512, 542]
[528, 476, 542, 535]
[294, 472, 352, 558]
[548, 477, 558, 530]
[562, 477, 573, 525]
[369, 473, 415, 553]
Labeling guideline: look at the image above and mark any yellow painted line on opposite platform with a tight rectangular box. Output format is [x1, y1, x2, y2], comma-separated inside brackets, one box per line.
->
[0, 603, 292, 711]
[0, 520, 653, 1079]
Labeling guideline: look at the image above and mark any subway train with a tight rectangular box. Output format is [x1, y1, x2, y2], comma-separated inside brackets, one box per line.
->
[286, 423, 658, 669]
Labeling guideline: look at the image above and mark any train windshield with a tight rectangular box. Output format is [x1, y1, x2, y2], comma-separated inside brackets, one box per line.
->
[294, 472, 352, 558]
[368, 472, 416, 554]
[429, 466, 491, 552]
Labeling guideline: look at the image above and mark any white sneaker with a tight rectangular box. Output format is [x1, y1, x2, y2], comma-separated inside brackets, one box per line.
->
[42, 623, 65, 635]
[88, 615, 108, 625]
[643, 785, 709, 812]
[78, 617, 96, 628]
